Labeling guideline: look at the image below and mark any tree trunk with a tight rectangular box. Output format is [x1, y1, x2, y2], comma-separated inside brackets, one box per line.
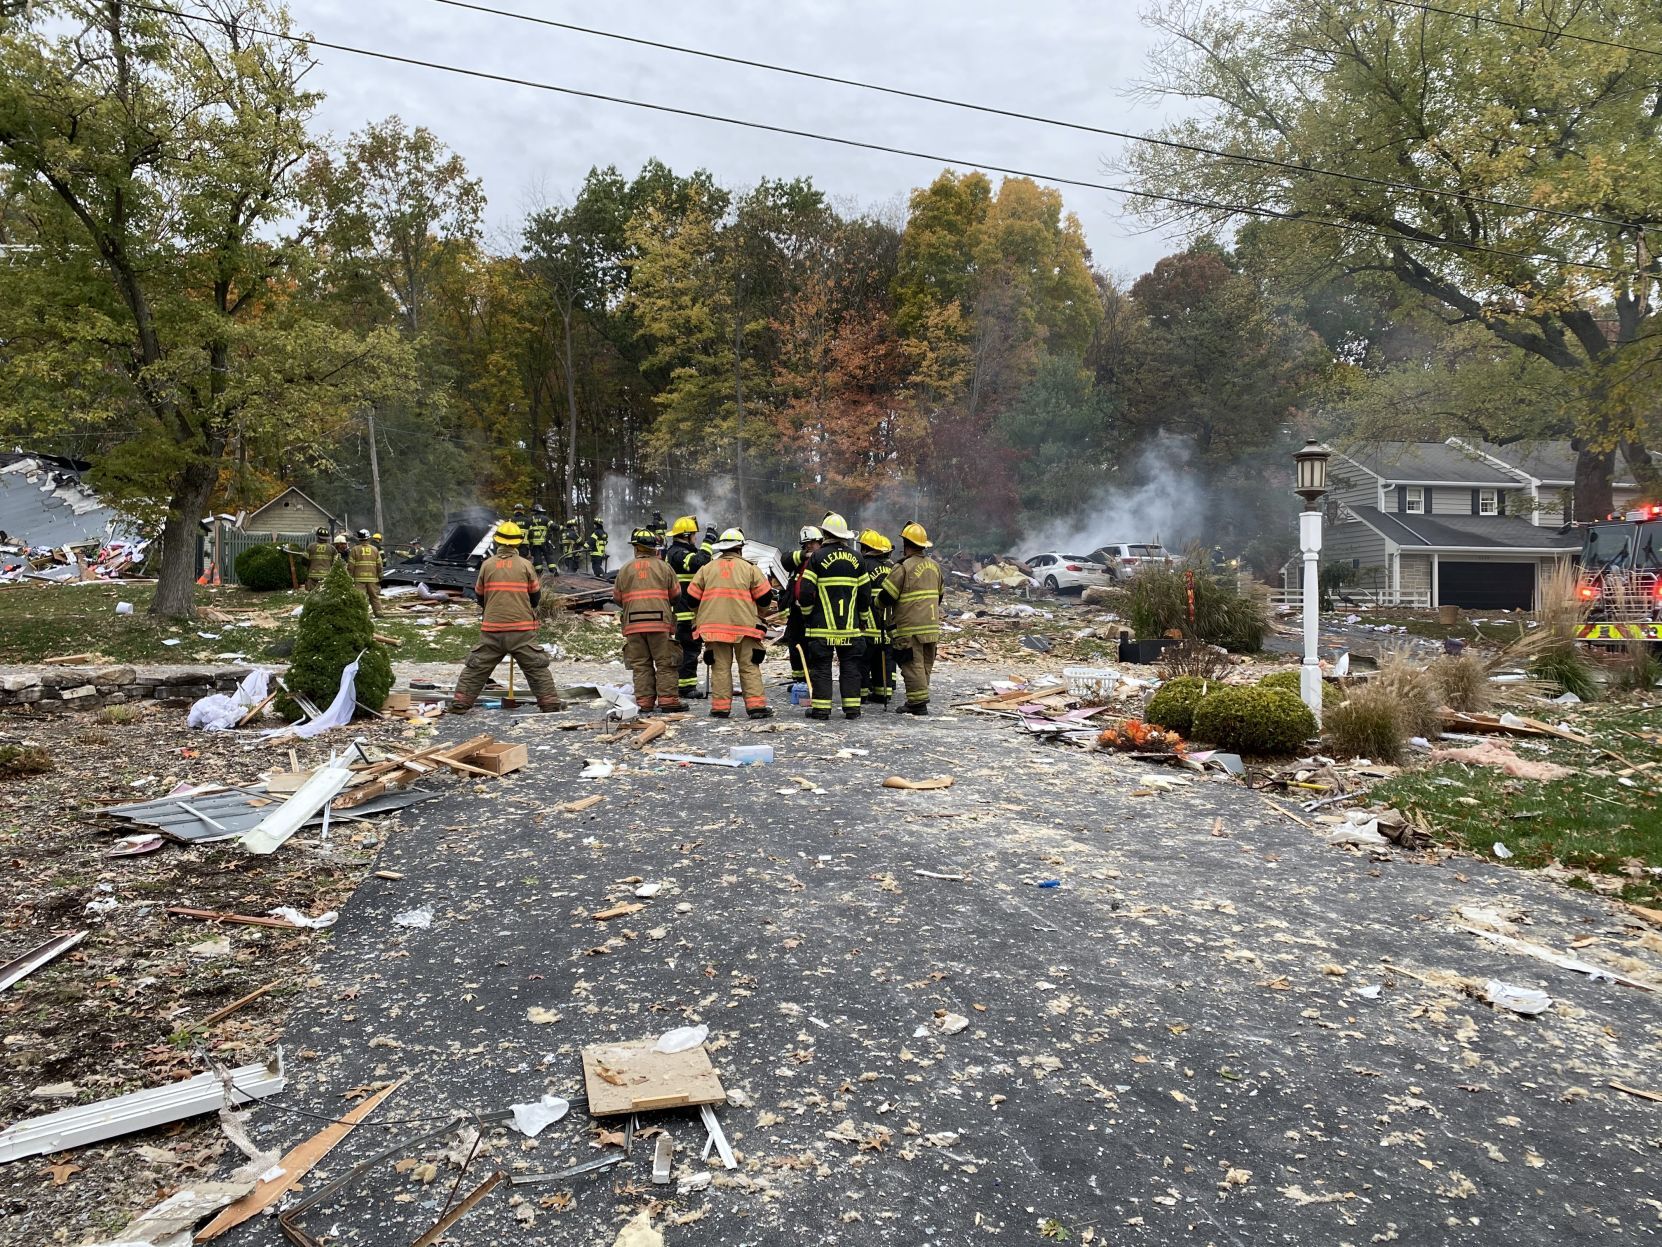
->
[149, 456, 221, 619]
[1571, 441, 1616, 522]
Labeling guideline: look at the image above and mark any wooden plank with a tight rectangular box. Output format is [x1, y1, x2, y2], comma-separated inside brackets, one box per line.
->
[202, 980, 280, 1027]
[580, 1040, 726, 1117]
[42, 653, 96, 665]
[194, 1078, 408, 1240]
[167, 907, 305, 931]
[954, 683, 1069, 708]
[411, 1170, 502, 1247]
[235, 690, 279, 728]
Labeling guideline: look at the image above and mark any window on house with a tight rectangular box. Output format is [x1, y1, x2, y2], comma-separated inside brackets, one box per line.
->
[1478, 488, 1499, 516]
[1405, 486, 1425, 514]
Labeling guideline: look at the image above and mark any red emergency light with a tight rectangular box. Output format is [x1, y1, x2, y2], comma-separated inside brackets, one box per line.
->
[1578, 585, 1597, 600]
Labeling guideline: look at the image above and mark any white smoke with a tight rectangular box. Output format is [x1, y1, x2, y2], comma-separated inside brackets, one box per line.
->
[1014, 434, 1209, 561]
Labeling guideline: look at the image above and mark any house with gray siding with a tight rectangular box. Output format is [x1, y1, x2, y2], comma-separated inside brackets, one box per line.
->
[1289, 441, 1580, 609]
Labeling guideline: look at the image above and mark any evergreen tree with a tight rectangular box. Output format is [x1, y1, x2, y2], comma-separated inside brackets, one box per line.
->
[278, 563, 393, 720]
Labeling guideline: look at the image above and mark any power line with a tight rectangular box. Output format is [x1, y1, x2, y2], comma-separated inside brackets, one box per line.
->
[126, 2, 1642, 279]
[1378, 0, 1662, 56]
[424, 0, 1640, 233]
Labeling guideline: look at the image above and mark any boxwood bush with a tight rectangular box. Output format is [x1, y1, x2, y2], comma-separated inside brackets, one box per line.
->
[234, 542, 294, 591]
[1143, 676, 1213, 736]
[1190, 685, 1317, 755]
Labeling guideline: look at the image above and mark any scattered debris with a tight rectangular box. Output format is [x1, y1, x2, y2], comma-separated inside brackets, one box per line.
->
[0, 930, 86, 994]
[1483, 980, 1553, 1015]
[106, 1179, 256, 1245]
[509, 1094, 571, 1137]
[1431, 742, 1573, 782]
[653, 1024, 709, 1055]
[882, 775, 955, 791]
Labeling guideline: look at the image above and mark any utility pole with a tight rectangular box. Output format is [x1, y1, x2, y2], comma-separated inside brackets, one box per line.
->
[366, 409, 386, 536]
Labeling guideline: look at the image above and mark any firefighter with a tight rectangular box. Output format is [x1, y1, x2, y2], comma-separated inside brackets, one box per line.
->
[648, 510, 668, 546]
[883, 522, 944, 714]
[687, 527, 773, 719]
[449, 521, 564, 714]
[665, 515, 710, 701]
[371, 531, 383, 549]
[304, 526, 336, 590]
[701, 524, 718, 555]
[797, 512, 870, 720]
[614, 527, 683, 713]
[587, 519, 609, 577]
[858, 529, 895, 705]
[526, 505, 552, 574]
[332, 531, 350, 564]
[779, 525, 823, 686]
[347, 527, 385, 617]
[560, 518, 582, 573]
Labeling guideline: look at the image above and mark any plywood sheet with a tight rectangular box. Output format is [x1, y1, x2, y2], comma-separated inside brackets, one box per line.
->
[580, 1040, 726, 1117]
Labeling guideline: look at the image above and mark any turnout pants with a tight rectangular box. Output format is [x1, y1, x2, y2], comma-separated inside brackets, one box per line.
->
[452, 631, 562, 708]
[805, 637, 866, 715]
[675, 622, 701, 698]
[527, 542, 550, 573]
[355, 581, 385, 617]
[707, 640, 766, 715]
[781, 610, 808, 682]
[624, 631, 682, 709]
[862, 641, 893, 703]
[590, 555, 606, 577]
[897, 641, 937, 708]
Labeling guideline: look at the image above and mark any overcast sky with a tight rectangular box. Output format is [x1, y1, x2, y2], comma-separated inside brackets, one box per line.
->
[290, 0, 1202, 280]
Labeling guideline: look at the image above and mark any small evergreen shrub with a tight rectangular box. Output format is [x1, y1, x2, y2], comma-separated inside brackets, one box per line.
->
[1323, 684, 1409, 763]
[1257, 670, 1340, 707]
[1124, 560, 1269, 652]
[1427, 654, 1492, 713]
[277, 562, 392, 720]
[234, 543, 294, 591]
[1144, 676, 1211, 736]
[1190, 685, 1317, 755]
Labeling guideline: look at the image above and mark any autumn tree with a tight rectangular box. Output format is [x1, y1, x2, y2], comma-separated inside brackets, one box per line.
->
[1130, 0, 1662, 516]
[0, 0, 413, 616]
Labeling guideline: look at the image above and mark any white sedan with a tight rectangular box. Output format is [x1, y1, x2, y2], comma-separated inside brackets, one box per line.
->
[1024, 553, 1111, 593]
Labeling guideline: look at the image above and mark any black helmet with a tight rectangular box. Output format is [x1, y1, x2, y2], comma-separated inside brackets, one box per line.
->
[315, 526, 328, 538]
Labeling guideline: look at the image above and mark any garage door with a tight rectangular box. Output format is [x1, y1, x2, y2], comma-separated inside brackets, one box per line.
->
[1438, 561, 1534, 610]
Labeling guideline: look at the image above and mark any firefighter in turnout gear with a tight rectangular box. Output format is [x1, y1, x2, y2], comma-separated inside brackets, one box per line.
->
[449, 521, 564, 713]
[858, 529, 895, 705]
[648, 511, 668, 546]
[347, 528, 385, 617]
[665, 515, 710, 701]
[587, 520, 609, 576]
[779, 525, 823, 685]
[798, 513, 871, 719]
[304, 527, 336, 590]
[526, 505, 552, 573]
[560, 519, 582, 573]
[688, 528, 774, 719]
[883, 522, 944, 714]
[615, 528, 683, 713]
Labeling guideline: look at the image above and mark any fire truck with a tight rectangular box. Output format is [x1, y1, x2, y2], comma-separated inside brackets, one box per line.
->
[1573, 504, 1662, 643]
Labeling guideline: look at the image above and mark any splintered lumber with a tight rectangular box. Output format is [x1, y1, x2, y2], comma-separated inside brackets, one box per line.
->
[194, 1077, 407, 1239]
[41, 653, 96, 665]
[235, 690, 279, 728]
[411, 1171, 503, 1247]
[201, 980, 280, 1027]
[955, 683, 1068, 708]
[1441, 710, 1591, 745]
[372, 633, 402, 648]
[331, 735, 493, 809]
[167, 907, 305, 931]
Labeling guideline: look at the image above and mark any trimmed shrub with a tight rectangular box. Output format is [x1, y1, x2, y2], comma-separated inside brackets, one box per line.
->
[277, 562, 393, 720]
[1190, 685, 1317, 756]
[1144, 676, 1213, 736]
[1323, 684, 1408, 763]
[1124, 561, 1269, 652]
[234, 542, 295, 591]
[1427, 654, 1492, 713]
[1257, 670, 1340, 707]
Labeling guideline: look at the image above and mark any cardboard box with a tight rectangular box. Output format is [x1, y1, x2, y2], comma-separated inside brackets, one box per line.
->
[381, 691, 411, 712]
[472, 741, 527, 775]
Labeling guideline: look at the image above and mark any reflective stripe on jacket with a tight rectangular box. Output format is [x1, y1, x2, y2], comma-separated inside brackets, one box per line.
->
[666, 541, 710, 625]
[861, 558, 893, 641]
[799, 545, 870, 644]
[347, 542, 381, 584]
[614, 555, 678, 635]
[688, 553, 770, 642]
[588, 530, 608, 557]
[527, 520, 550, 545]
[475, 552, 540, 632]
[882, 554, 943, 642]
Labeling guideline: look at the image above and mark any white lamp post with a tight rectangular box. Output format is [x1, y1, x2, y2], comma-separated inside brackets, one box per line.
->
[1293, 441, 1332, 723]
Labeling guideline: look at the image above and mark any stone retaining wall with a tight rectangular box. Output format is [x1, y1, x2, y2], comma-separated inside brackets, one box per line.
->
[0, 665, 255, 712]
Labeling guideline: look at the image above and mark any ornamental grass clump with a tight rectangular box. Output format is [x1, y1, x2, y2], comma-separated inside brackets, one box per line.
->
[1322, 683, 1409, 764]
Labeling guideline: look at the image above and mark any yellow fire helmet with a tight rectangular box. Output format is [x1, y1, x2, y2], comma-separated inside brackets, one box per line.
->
[494, 520, 526, 546]
[900, 521, 933, 549]
[712, 527, 746, 552]
[858, 528, 893, 555]
[670, 515, 699, 536]
[371, 532, 383, 542]
[820, 511, 855, 541]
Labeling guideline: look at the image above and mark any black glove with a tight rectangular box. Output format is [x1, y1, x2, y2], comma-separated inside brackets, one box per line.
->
[702, 647, 715, 666]
[751, 647, 767, 667]
[891, 646, 914, 665]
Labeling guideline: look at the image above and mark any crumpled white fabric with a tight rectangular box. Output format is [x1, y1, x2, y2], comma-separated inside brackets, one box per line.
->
[263, 658, 360, 740]
[186, 668, 272, 731]
[509, 1094, 570, 1137]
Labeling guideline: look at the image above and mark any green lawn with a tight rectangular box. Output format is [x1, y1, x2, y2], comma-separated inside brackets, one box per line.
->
[0, 582, 620, 666]
[1371, 703, 1662, 904]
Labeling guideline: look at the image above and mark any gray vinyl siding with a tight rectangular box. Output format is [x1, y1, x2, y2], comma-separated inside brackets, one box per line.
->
[1327, 467, 1381, 513]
